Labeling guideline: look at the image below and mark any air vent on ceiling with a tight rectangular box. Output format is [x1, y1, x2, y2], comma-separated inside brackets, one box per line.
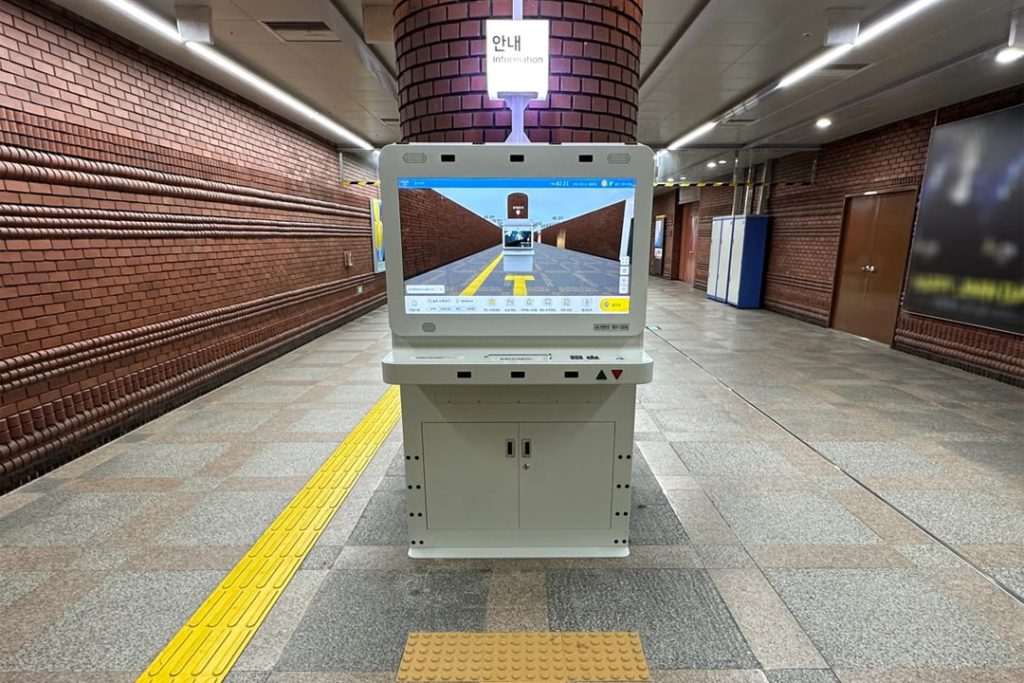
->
[813, 63, 869, 78]
[719, 118, 758, 127]
[263, 21, 340, 43]
[380, 117, 401, 127]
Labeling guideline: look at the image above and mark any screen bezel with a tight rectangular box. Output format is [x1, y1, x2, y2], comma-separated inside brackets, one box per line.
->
[380, 143, 654, 339]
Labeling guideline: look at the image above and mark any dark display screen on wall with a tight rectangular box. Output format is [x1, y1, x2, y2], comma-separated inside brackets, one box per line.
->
[903, 104, 1024, 334]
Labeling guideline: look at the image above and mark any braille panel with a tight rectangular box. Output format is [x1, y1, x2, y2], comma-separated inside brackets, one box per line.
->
[397, 631, 651, 682]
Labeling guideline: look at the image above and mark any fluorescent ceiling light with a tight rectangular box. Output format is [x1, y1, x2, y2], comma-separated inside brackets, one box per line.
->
[996, 46, 1024, 64]
[778, 0, 945, 88]
[96, 0, 181, 42]
[717, 160, 727, 165]
[816, 117, 833, 129]
[706, 161, 717, 168]
[667, 120, 717, 150]
[855, 0, 944, 46]
[667, 177, 675, 182]
[778, 44, 853, 88]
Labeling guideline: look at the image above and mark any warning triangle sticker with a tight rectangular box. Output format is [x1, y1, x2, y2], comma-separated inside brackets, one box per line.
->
[596, 370, 607, 380]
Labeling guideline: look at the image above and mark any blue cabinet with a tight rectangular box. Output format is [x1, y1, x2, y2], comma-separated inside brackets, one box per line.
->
[706, 215, 769, 309]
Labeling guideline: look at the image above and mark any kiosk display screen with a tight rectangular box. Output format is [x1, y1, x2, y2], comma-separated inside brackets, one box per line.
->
[398, 178, 636, 314]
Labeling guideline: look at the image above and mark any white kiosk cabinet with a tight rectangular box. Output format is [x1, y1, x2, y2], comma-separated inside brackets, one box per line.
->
[707, 215, 769, 309]
[380, 143, 655, 558]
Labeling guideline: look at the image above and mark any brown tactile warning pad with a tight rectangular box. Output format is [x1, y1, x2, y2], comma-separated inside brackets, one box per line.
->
[396, 631, 651, 683]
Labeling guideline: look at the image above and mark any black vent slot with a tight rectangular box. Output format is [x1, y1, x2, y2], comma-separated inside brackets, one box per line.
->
[578, 154, 593, 162]
[441, 154, 455, 162]
[510, 154, 525, 163]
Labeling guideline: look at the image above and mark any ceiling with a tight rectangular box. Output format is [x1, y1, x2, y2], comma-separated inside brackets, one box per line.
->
[50, 0, 1024, 170]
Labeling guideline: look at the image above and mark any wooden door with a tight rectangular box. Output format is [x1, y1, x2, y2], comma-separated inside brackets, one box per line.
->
[831, 191, 917, 344]
[676, 203, 697, 283]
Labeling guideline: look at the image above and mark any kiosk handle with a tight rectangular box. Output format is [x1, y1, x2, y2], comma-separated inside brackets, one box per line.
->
[522, 439, 531, 458]
[506, 439, 515, 458]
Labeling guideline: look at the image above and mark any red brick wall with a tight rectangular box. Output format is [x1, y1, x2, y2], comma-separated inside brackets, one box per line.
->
[651, 190, 675, 277]
[766, 87, 1024, 382]
[549, 199, 625, 261]
[0, 0, 385, 490]
[692, 186, 734, 291]
[394, 0, 642, 143]
[399, 189, 501, 278]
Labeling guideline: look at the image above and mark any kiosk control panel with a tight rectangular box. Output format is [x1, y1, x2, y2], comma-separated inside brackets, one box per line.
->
[380, 144, 654, 558]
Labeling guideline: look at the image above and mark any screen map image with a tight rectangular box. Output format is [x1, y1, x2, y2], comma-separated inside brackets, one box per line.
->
[397, 178, 636, 315]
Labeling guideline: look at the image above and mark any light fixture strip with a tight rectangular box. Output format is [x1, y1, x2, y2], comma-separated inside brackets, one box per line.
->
[666, 120, 718, 151]
[94, 0, 372, 149]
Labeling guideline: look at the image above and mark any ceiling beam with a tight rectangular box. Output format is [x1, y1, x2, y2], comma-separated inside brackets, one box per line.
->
[319, 0, 398, 102]
[638, 0, 724, 103]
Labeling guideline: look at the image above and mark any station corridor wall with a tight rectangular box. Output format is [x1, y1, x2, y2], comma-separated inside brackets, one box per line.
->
[0, 0, 385, 491]
[398, 189, 501, 279]
[549, 199, 625, 261]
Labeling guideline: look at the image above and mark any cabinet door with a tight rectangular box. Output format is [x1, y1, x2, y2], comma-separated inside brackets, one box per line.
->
[726, 217, 746, 305]
[715, 218, 733, 299]
[518, 422, 615, 530]
[422, 422, 519, 530]
[707, 220, 721, 297]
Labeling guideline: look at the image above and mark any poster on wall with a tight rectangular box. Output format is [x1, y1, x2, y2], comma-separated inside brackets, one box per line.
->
[650, 215, 665, 275]
[370, 198, 385, 273]
[904, 104, 1024, 334]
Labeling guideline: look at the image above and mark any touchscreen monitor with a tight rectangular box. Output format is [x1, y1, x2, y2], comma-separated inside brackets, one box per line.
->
[397, 177, 636, 314]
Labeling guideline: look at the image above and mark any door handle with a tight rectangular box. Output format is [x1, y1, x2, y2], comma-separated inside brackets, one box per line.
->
[506, 439, 515, 458]
[522, 439, 531, 458]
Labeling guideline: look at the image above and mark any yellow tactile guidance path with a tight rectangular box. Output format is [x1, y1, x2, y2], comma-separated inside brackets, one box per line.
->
[397, 632, 652, 683]
[138, 385, 401, 683]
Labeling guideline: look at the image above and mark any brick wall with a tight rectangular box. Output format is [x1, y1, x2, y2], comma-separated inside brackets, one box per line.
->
[399, 189, 501, 278]
[0, 0, 384, 491]
[394, 0, 642, 143]
[549, 199, 625, 261]
[692, 186, 734, 291]
[650, 190, 675, 277]
[766, 86, 1024, 382]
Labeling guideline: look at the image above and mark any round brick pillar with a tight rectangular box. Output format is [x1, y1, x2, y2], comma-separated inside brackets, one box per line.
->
[394, 0, 643, 144]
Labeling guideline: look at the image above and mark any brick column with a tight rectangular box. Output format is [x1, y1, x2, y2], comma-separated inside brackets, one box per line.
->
[394, 0, 643, 144]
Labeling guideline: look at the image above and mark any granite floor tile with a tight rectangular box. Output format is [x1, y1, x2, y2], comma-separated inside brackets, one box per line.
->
[2, 570, 223, 672]
[156, 491, 292, 546]
[706, 489, 882, 546]
[83, 443, 228, 479]
[673, 442, 799, 477]
[276, 569, 488, 671]
[765, 568, 1023, 668]
[0, 493, 157, 547]
[810, 442, 940, 476]
[230, 443, 338, 478]
[880, 491, 1024, 544]
[547, 568, 757, 669]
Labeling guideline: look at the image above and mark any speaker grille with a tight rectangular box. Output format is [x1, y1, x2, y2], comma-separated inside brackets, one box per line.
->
[607, 152, 631, 164]
[403, 153, 427, 164]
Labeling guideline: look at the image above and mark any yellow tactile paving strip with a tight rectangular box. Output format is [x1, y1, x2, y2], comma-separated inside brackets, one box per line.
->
[138, 385, 401, 683]
[397, 632, 651, 683]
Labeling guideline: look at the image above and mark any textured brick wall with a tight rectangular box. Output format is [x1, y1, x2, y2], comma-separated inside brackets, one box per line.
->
[549, 200, 624, 261]
[0, 0, 385, 490]
[651, 190, 676, 277]
[399, 189, 501, 278]
[394, 0, 642, 143]
[692, 186, 734, 291]
[766, 87, 1024, 382]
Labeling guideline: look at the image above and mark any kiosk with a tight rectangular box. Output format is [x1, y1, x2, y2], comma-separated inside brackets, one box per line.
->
[380, 144, 654, 558]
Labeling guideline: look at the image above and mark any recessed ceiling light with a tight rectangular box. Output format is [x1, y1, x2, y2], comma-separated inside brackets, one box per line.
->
[707, 161, 717, 168]
[717, 160, 727, 165]
[681, 176, 687, 180]
[996, 46, 1024, 64]
[816, 117, 833, 129]
[667, 177, 675, 182]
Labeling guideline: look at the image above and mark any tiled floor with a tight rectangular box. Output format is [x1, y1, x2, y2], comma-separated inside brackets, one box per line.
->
[0, 278, 1021, 683]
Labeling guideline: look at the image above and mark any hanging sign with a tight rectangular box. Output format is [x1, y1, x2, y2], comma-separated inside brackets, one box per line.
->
[485, 19, 550, 100]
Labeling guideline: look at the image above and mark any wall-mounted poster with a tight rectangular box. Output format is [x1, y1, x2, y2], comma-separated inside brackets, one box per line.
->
[371, 198, 385, 273]
[650, 215, 665, 275]
[904, 104, 1023, 335]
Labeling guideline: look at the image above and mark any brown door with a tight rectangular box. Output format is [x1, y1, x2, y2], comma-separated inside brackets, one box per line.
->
[676, 203, 697, 283]
[831, 191, 917, 343]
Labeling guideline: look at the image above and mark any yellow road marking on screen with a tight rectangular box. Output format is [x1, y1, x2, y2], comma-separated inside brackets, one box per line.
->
[138, 386, 401, 683]
[397, 632, 651, 683]
[505, 274, 535, 296]
[460, 252, 504, 296]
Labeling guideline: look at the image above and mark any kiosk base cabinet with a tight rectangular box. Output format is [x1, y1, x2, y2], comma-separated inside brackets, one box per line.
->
[403, 386, 635, 558]
[707, 215, 769, 308]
